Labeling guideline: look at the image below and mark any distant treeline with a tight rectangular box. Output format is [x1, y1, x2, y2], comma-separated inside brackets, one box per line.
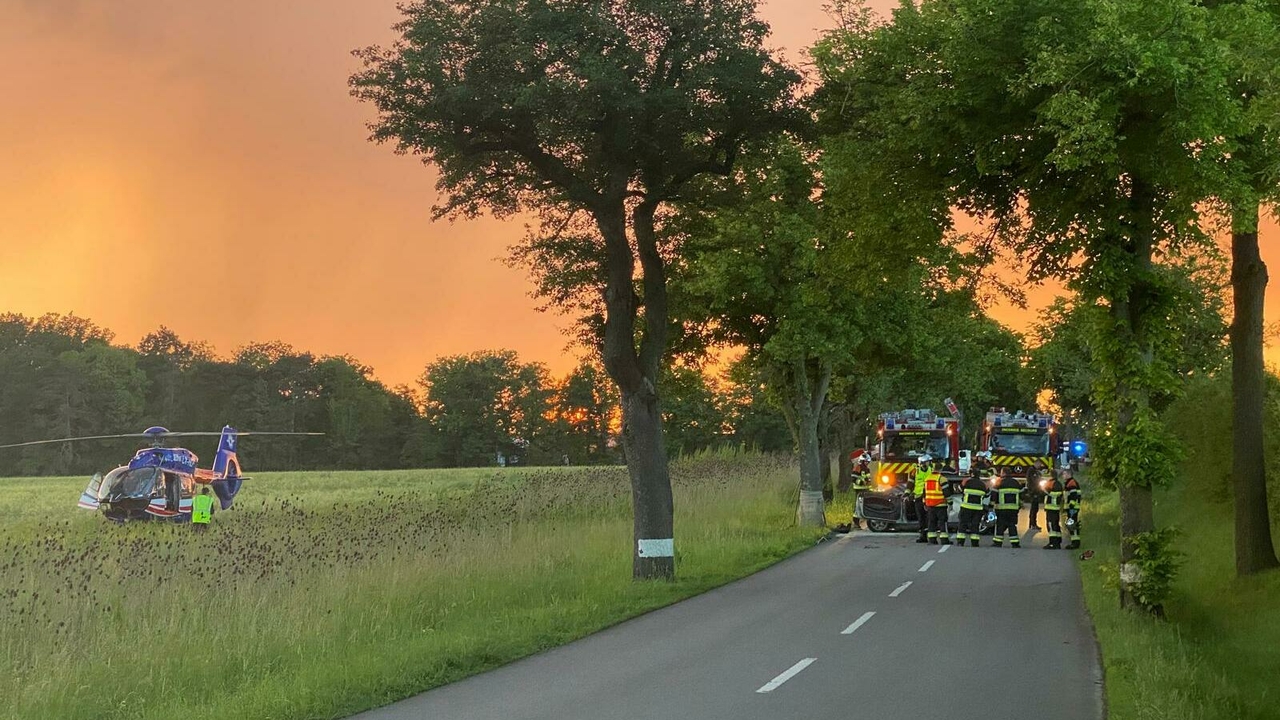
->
[0, 313, 790, 476]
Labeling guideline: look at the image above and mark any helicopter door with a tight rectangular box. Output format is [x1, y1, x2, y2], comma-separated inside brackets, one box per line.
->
[164, 472, 182, 511]
[78, 472, 106, 510]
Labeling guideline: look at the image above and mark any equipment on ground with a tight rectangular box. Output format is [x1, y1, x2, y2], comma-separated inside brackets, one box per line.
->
[0, 426, 320, 523]
[978, 409, 1058, 478]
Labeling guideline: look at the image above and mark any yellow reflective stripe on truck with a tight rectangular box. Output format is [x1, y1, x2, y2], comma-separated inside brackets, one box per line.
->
[990, 455, 1053, 467]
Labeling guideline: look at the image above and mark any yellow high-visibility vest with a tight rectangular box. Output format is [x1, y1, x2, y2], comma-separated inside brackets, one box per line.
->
[192, 494, 214, 524]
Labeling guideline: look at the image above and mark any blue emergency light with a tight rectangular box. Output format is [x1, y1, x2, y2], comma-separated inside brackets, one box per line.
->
[1071, 440, 1087, 457]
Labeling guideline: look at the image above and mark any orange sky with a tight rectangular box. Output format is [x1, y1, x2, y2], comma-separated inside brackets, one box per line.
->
[1, 1, 1276, 386]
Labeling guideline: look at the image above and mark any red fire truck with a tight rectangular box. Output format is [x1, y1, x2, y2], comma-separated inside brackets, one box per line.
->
[873, 409, 961, 486]
[978, 409, 1058, 477]
[855, 409, 963, 532]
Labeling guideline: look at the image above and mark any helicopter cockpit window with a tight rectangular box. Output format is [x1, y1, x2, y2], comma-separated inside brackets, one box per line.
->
[100, 467, 163, 502]
[96, 467, 128, 501]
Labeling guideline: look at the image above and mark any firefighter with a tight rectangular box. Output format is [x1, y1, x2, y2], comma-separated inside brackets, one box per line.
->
[913, 455, 932, 543]
[850, 456, 873, 529]
[1042, 472, 1066, 549]
[991, 468, 1023, 548]
[957, 466, 988, 547]
[1027, 468, 1043, 531]
[1064, 473, 1082, 549]
[923, 458, 951, 545]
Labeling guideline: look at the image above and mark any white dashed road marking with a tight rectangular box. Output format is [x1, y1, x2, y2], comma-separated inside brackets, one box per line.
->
[756, 658, 817, 693]
[919, 560, 935, 573]
[938, 545, 950, 553]
[889, 581, 913, 597]
[841, 611, 876, 635]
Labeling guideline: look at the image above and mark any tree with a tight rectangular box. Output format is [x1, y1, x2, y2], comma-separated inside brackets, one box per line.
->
[659, 364, 723, 457]
[677, 142, 844, 524]
[548, 360, 619, 465]
[721, 359, 792, 454]
[137, 326, 215, 426]
[815, 0, 1246, 610]
[1204, 0, 1280, 575]
[420, 350, 552, 467]
[351, 0, 802, 578]
[1031, 260, 1228, 428]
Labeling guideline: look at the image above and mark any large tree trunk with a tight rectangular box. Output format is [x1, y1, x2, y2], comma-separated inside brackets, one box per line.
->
[1230, 203, 1280, 576]
[1113, 312, 1156, 610]
[1115, 183, 1158, 610]
[793, 357, 833, 527]
[620, 386, 676, 579]
[836, 408, 855, 493]
[818, 402, 833, 501]
[597, 202, 676, 580]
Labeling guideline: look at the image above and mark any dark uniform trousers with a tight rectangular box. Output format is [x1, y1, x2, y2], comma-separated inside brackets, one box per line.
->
[959, 507, 982, 539]
[994, 509, 1020, 546]
[927, 503, 950, 542]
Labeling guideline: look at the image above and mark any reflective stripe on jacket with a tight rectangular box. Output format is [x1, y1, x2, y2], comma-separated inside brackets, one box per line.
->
[1045, 482, 1065, 511]
[924, 473, 946, 507]
[996, 486, 1022, 511]
[960, 478, 987, 510]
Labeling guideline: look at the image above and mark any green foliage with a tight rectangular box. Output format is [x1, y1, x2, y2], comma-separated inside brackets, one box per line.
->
[0, 313, 797, 475]
[721, 359, 793, 453]
[0, 457, 821, 720]
[351, 0, 803, 221]
[1093, 408, 1183, 491]
[419, 350, 553, 466]
[1130, 527, 1186, 611]
[659, 364, 725, 458]
[1163, 371, 1280, 518]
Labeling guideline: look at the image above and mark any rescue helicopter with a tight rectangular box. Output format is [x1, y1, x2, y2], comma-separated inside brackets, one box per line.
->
[0, 426, 320, 523]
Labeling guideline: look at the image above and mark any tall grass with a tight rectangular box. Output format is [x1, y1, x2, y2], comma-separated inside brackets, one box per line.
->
[1076, 488, 1280, 720]
[0, 455, 821, 720]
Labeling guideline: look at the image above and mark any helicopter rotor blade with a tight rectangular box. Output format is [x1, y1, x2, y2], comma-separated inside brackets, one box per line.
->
[159, 431, 325, 437]
[234, 431, 325, 437]
[0, 430, 325, 449]
[0, 434, 152, 449]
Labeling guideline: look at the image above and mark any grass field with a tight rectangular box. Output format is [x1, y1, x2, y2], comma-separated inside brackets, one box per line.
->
[1077, 486, 1280, 720]
[0, 454, 824, 720]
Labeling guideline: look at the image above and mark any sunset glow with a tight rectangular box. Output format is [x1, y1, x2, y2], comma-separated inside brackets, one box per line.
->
[2, 0, 1275, 385]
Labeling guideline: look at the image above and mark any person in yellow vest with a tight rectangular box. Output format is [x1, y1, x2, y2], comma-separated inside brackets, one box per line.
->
[956, 468, 989, 547]
[991, 468, 1024, 548]
[191, 485, 215, 531]
[1064, 474, 1083, 549]
[850, 456, 873, 530]
[913, 456, 932, 543]
[923, 458, 951, 545]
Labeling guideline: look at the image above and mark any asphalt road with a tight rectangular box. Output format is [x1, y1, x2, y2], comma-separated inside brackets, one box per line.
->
[354, 524, 1104, 720]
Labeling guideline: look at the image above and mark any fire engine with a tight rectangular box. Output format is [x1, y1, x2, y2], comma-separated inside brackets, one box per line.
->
[873, 409, 961, 487]
[978, 408, 1057, 476]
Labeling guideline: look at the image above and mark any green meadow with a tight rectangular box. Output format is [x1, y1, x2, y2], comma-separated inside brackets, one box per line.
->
[1077, 486, 1280, 720]
[0, 454, 823, 720]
